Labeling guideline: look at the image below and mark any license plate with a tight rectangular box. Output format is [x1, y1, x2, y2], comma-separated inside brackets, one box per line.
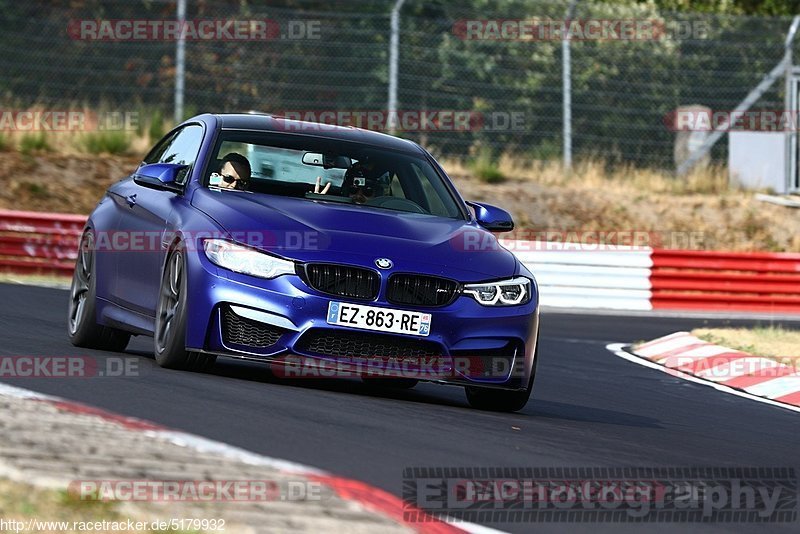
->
[326, 302, 431, 337]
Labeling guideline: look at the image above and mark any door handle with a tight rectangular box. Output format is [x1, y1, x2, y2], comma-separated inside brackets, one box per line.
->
[126, 194, 137, 207]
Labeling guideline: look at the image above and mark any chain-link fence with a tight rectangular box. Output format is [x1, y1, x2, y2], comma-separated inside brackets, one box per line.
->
[1, 0, 797, 169]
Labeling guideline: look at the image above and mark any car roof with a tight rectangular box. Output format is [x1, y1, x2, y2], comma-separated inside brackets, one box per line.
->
[209, 113, 426, 155]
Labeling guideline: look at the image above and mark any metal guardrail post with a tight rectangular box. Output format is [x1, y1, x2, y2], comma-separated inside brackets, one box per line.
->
[562, 0, 579, 173]
[387, 0, 407, 135]
[174, 0, 187, 124]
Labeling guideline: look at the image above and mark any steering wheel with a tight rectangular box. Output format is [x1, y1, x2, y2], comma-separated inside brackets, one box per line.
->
[366, 196, 426, 213]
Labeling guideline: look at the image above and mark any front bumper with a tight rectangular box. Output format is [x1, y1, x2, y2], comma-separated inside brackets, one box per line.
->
[185, 252, 540, 390]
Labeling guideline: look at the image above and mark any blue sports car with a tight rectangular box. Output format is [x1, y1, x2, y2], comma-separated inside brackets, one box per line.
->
[67, 113, 540, 411]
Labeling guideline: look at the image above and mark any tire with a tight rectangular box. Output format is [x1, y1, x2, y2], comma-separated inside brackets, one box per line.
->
[361, 377, 419, 389]
[67, 231, 131, 352]
[154, 246, 216, 372]
[464, 341, 538, 412]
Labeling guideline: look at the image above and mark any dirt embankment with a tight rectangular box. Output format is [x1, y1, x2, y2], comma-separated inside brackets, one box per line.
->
[0, 152, 139, 214]
[448, 173, 800, 252]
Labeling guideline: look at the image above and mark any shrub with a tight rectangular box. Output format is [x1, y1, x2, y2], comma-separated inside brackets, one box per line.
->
[81, 131, 132, 155]
[148, 109, 165, 142]
[469, 150, 506, 184]
[19, 132, 51, 155]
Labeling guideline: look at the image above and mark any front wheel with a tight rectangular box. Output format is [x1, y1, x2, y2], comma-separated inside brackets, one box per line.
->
[67, 230, 130, 352]
[154, 247, 216, 372]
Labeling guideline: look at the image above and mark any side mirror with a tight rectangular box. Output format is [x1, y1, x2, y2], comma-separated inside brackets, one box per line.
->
[466, 201, 515, 232]
[133, 163, 187, 193]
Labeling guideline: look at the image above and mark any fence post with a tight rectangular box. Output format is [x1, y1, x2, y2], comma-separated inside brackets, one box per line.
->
[388, 0, 407, 135]
[174, 0, 186, 124]
[785, 17, 799, 193]
[562, 0, 578, 172]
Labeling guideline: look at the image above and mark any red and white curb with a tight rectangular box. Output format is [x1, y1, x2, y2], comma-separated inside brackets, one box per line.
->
[0, 382, 500, 534]
[607, 332, 800, 414]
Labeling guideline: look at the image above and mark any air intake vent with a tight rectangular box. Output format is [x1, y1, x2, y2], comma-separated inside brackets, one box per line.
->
[301, 263, 380, 300]
[295, 329, 442, 360]
[450, 342, 519, 380]
[222, 307, 285, 348]
[387, 274, 460, 307]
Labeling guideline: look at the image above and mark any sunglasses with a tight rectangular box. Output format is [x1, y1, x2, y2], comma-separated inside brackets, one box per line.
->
[212, 172, 246, 187]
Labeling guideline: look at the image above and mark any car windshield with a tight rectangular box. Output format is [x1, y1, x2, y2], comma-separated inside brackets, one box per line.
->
[207, 131, 464, 219]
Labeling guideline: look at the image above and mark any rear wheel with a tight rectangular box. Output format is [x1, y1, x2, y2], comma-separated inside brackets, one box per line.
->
[67, 231, 131, 352]
[464, 342, 538, 412]
[154, 247, 215, 372]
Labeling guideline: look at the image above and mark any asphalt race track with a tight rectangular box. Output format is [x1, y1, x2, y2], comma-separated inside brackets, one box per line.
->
[2, 282, 799, 534]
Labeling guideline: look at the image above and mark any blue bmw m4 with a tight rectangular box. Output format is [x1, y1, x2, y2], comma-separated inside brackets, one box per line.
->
[67, 113, 540, 411]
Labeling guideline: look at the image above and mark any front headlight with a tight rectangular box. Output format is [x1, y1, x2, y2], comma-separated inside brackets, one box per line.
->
[463, 276, 531, 306]
[202, 239, 295, 279]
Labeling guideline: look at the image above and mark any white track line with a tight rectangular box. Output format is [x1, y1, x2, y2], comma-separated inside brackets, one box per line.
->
[606, 343, 800, 415]
[634, 334, 696, 357]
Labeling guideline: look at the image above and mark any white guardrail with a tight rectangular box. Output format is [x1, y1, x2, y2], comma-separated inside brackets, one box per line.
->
[504, 241, 654, 310]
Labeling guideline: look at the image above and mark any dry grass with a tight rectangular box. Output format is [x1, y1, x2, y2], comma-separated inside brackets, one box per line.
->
[0, 151, 140, 214]
[4, 129, 153, 157]
[440, 157, 800, 252]
[692, 327, 800, 369]
[0, 477, 265, 533]
[0, 106, 168, 156]
[441, 157, 731, 195]
[0, 479, 142, 533]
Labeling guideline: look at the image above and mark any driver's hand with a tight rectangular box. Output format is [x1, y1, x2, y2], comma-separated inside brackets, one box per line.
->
[314, 176, 331, 195]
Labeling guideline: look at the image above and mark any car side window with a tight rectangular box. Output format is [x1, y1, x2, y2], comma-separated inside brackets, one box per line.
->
[402, 163, 439, 216]
[142, 125, 204, 184]
[389, 173, 406, 198]
[143, 132, 178, 165]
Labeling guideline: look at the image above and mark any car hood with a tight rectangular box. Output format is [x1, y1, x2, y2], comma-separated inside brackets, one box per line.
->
[191, 188, 518, 281]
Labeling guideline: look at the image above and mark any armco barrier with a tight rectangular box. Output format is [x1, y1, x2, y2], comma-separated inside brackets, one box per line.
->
[506, 242, 654, 310]
[0, 209, 85, 275]
[1, 209, 799, 314]
[651, 249, 800, 313]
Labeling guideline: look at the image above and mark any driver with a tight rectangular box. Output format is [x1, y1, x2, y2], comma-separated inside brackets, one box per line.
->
[211, 153, 251, 191]
[314, 160, 390, 205]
